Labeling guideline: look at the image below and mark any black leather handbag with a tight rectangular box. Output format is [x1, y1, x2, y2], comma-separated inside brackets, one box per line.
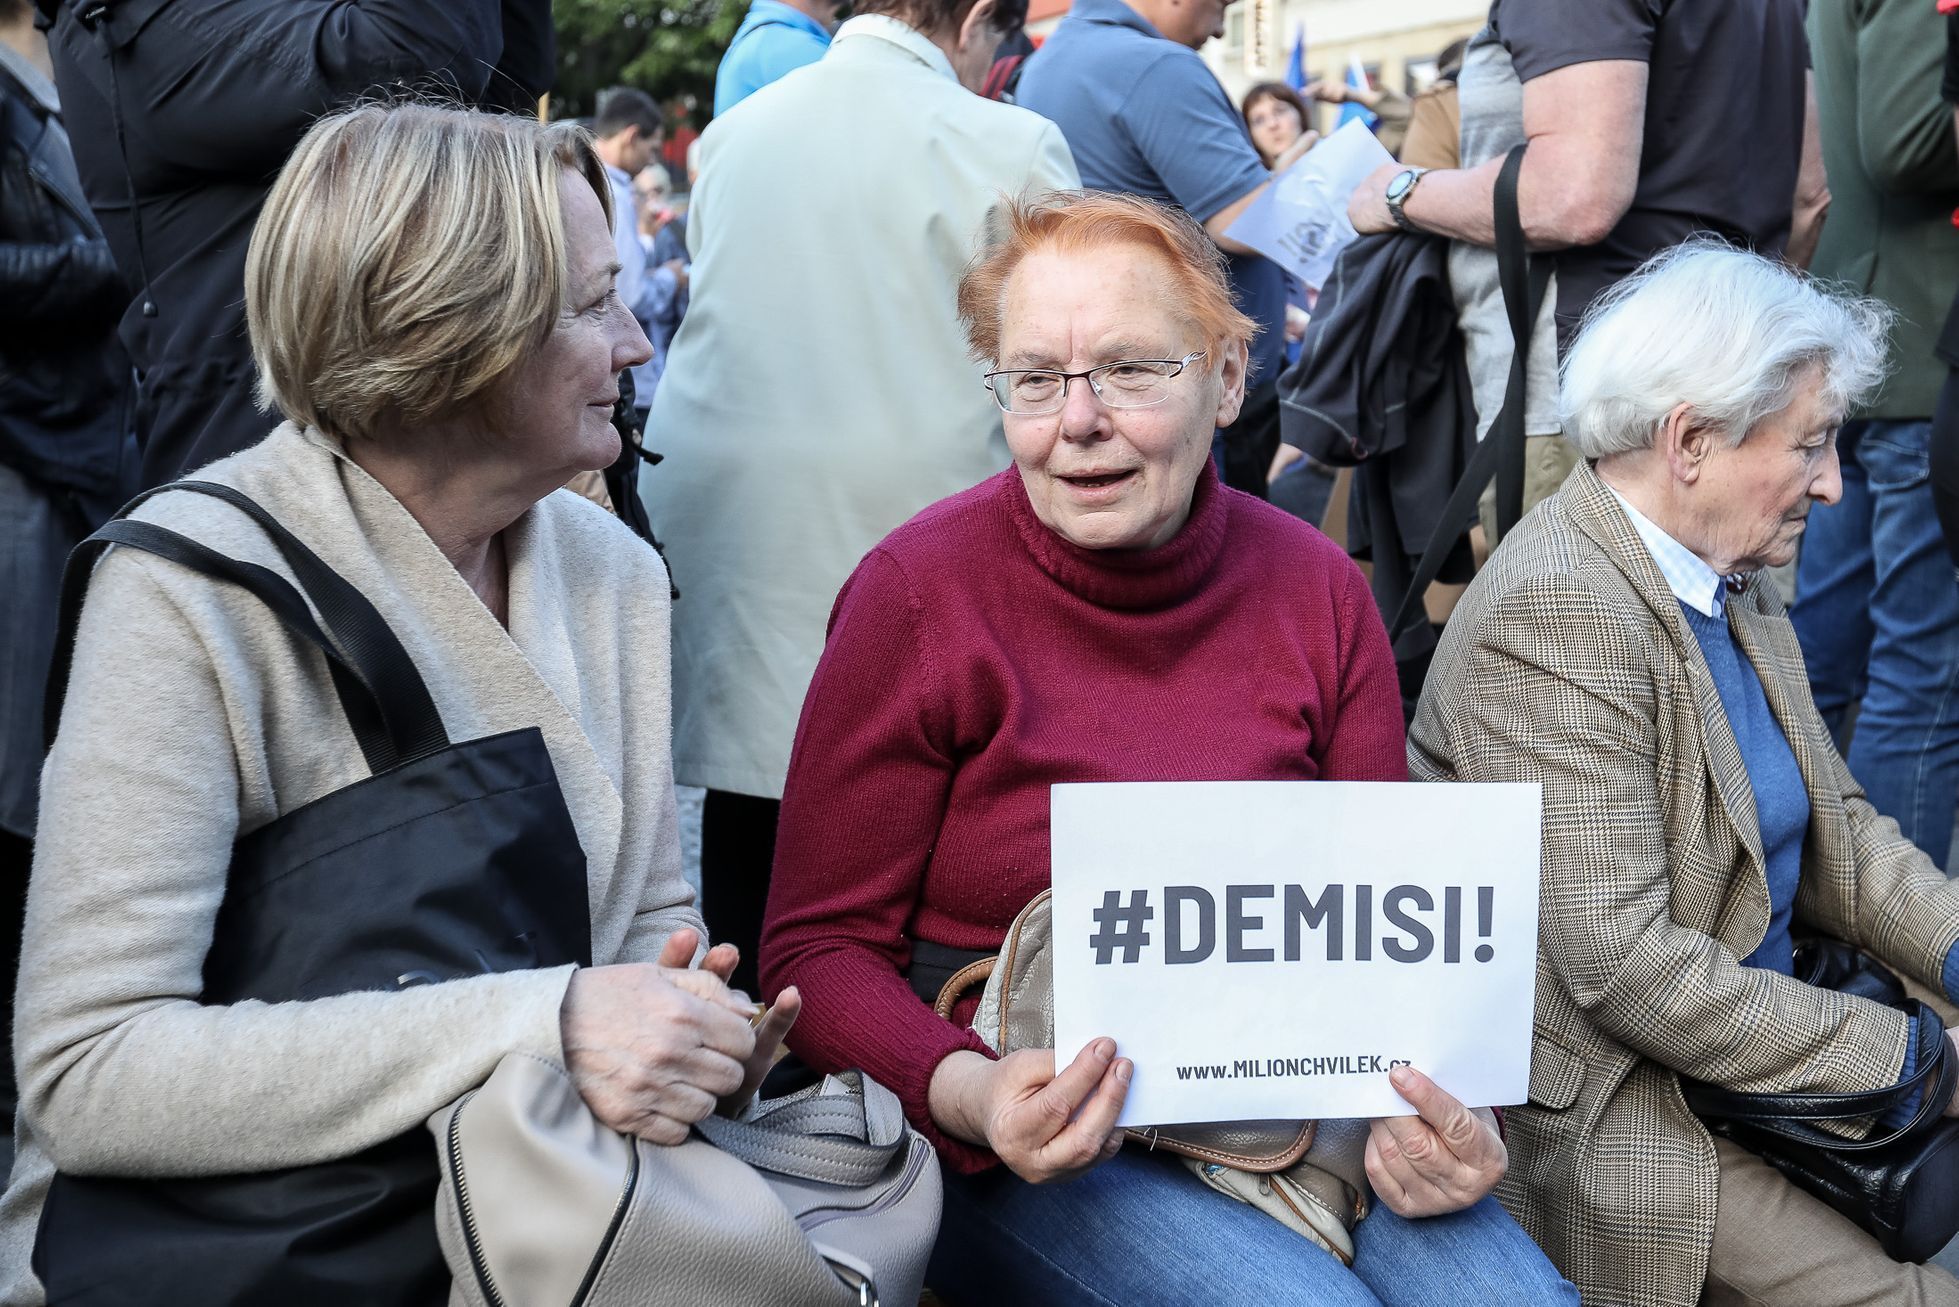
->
[1680, 939, 1959, 1264]
[30, 481, 594, 1306]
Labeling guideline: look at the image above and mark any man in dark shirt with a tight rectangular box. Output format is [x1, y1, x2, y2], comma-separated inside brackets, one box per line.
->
[1349, 0, 1817, 347]
[1016, 0, 1312, 497]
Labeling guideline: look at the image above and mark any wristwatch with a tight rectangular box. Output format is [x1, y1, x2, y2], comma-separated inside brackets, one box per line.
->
[1383, 167, 1431, 234]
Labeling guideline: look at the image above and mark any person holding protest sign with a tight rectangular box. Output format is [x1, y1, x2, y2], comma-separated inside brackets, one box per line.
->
[762, 191, 1576, 1304]
[1411, 242, 1959, 1306]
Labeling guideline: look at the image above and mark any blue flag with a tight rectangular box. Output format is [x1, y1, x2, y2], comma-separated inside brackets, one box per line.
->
[1338, 53, 1378, 131]
[1285, 25, 1306, 92]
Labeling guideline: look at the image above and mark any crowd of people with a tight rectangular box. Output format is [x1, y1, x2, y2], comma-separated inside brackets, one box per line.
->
[8, 0, 1959, 1302]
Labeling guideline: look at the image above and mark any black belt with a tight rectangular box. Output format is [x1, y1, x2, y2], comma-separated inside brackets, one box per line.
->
[906, 939, 991, 1008]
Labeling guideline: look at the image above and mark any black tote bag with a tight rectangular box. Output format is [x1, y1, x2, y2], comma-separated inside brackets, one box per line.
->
[30, 481, 594, 1306]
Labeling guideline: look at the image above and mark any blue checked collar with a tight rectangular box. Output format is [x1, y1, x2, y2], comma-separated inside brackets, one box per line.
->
[1603, 486, 1731, 618]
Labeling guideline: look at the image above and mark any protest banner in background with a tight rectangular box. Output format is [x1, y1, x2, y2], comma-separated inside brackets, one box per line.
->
[1050, 781, 1542, 1126]
[1223, 118, 1396, 292]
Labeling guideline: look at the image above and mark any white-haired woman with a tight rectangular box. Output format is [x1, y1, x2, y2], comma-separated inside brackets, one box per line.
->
[0, 103, 795, 1304]
[1410, 241, 1959, 1306]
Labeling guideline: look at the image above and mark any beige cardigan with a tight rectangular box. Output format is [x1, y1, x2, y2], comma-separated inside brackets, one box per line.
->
[0, 424, 700, 1302]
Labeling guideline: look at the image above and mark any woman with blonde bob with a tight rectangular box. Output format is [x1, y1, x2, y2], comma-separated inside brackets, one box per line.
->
[0, 102, 795, 1303]
[1411, 242, 1959, 1305]
[760, 190, 1575, 1304]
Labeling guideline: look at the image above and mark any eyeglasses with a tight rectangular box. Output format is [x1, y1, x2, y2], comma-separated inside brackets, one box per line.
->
[982, 351, 1207, 416]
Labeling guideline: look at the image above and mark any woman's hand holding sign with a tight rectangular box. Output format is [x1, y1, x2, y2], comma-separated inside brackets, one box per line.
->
[1364, 1064, 1508, 1217]
[929, 1039, 1132, 1183]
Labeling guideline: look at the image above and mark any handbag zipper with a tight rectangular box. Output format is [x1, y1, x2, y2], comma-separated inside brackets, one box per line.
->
[568, 1135, 642, 1307]
[799, 1135, 929, 1234]
[444, 1092, 507, 1307]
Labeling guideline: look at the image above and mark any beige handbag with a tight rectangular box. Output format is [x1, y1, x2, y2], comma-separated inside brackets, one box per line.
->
[428, 1053, 942, 1306]
[937, 890, 1371, 1262]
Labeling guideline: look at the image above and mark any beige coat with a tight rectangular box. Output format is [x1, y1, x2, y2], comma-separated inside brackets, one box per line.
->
[0, 424, 700, 1303]
[642, 15, 1078, 798]
[1409, 460, 1959, 1306]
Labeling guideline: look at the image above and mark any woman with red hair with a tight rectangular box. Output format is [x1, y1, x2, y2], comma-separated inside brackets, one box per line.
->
[761, 191, 1574, 1304]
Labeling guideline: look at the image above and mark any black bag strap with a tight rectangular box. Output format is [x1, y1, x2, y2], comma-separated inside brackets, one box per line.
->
[1384, 143, 1552, 643]
[50, 521, 402, 774]
[171, 481, 449, 761]
[1489, 144, 1550, 544]
[45, 482, 451, 774]
[1682, 1002, 1958, 1152]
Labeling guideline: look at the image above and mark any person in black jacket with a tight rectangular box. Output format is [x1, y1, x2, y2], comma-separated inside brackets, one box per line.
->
[0, 0, 130, 1110]
[1278, 230, 1477, 715]
[34, 0, 553, 489]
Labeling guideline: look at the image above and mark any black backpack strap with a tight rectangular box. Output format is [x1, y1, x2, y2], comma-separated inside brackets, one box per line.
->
[1490, 145, 1553, 542]
[1384, 143, 1551, 643]
[44, 482, 451, 774]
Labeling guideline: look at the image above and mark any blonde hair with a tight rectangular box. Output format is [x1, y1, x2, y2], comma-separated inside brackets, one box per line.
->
[956, 190, 1256, 364]
[246, 102, 612, 443]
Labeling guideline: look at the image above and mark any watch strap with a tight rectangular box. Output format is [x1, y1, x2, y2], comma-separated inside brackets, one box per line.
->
[1386, 167, 1430, 234]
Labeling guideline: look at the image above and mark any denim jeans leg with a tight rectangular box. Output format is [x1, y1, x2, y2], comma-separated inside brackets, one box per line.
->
[1843, 419, 1959, 867]
[1349, 1194, 1579, 1306]
[930, 1146, 1577, 1305]
[930, 1149, 1381, 1306]
[1791, 421, 1875, 743]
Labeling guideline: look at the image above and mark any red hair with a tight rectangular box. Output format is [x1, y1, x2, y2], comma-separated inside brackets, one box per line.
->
[956, 190, 1256, 364]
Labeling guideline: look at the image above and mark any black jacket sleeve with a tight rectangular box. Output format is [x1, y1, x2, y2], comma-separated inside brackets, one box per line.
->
[64, 0, 507, 180]
[0, 235, 124, 341]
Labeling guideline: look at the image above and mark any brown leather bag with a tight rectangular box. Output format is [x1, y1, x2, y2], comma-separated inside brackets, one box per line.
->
[934, 890, 1372, 1261]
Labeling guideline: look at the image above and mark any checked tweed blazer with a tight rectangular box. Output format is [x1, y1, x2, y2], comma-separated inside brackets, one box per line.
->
[1408, 460, 1959, 1306]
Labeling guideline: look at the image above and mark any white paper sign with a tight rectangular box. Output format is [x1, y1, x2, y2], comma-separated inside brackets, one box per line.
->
[1050, 781, 1541, 1125]
[1223, 118, 1396, 291]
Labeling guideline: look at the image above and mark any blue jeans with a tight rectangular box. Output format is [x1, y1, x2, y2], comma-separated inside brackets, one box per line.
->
[929, 1147, 1577, 1305]
[1791, 420, 1959, 868]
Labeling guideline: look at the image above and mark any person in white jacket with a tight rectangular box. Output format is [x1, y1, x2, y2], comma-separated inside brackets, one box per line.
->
[643, 0, 1078, 994]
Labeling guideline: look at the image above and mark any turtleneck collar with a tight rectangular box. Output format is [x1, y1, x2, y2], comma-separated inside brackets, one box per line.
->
[1001, 459, 1231, 610]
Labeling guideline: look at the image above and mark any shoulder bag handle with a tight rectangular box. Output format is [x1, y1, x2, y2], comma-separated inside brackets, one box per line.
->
[45, 481, 451, 774]
[1682, 1002, 1959, 1153]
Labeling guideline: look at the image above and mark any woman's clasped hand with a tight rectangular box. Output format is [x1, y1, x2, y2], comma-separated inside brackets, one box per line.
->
[560, 929, 800, 1144]
[928, 1040, 1132, 1184]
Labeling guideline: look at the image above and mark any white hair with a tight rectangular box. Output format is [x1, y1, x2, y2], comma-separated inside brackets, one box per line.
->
[1558, 239, 1893, 460]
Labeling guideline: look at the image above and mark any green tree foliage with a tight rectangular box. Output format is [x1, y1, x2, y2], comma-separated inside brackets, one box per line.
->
[553, 0, 750, 121]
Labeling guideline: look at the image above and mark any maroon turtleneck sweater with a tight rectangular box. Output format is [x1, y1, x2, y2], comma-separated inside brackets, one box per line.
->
[760, 463, 1407, 1171]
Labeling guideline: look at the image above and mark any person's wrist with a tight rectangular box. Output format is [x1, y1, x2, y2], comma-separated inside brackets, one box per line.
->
[928, 1049, 996, 1146]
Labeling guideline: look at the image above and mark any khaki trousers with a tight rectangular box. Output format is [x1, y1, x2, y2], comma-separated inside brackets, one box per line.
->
[1476, 433, 1579, 549]
[1702, 976, 1959, 1306]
